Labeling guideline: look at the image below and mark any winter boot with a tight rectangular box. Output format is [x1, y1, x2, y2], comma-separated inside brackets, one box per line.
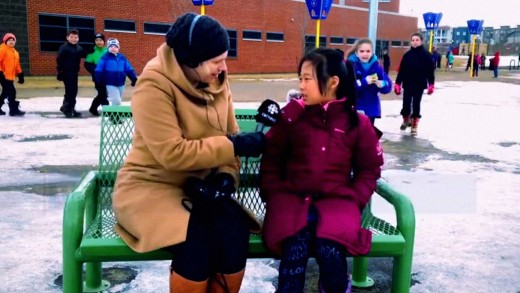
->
[60, 104, 73, 118]
[72, 109, 82, 118]
[169, 271, 208, 293]
[209, 269, 245, 293]
[400, 116, 411, 130]
[9, 101, 25, 116]
[411, 118, 420, 136]
[89, 97, 101, 116]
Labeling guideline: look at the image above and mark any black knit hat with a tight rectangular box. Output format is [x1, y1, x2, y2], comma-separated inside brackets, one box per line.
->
[166, 13, 229, 68]
[95, 33, 105, 42]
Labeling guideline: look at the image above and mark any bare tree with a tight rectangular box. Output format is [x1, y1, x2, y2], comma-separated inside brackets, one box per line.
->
[168, 0, 193, 21]
[292, 5, 311, 57]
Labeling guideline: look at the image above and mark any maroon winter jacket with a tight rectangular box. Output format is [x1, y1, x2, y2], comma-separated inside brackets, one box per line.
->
[493, 52, 500, 67]
[260, 98, 384, 256]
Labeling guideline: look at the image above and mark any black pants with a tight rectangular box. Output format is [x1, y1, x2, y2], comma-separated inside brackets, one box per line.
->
[62, 73, 78, 110]
[94, 81, 108, 105]
[400, 86, 424, 118]
[473, 65, 479, 77]
[163, 198, 250, 281]
[0, 80, 16, 105]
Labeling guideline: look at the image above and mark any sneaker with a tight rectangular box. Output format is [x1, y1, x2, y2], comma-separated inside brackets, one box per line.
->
[60, 105, 73, 118]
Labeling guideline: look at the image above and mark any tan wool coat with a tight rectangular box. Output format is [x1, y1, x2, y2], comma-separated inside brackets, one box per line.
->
[113, 43, 260, 253]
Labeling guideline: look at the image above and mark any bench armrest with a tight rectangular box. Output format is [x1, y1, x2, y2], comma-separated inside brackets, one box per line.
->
[375, 179, 416, 244]
[63, 171, 98, 257]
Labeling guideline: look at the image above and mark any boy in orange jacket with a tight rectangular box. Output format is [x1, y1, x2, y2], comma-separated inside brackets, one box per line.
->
[0, 33, 25, 116]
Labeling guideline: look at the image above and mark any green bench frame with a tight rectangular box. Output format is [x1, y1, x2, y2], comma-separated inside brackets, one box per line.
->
[62, 105, 415, 293]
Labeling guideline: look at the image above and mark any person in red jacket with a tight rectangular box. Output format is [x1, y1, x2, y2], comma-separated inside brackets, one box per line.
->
[492, 51, 500, 78]
[0, 33, 25, 116]
[260, 48, 384, 293]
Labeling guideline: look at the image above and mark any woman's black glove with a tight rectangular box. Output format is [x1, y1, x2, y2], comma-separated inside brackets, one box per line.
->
[206, 172, 236, 199]
[183, 177, 214, 206]
[227, 131, 266, 157]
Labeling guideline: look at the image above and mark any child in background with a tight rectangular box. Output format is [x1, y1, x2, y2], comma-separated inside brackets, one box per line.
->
[0, 33, 25, 116]
[84, 33, 108, 116]
[0, 41, 5, 115]
[382, 47, 390, 75]
[94, 38, 137, 107]
[260, 48, 384, 292]
[447, 51, 454, 71]
[347, 38, 392, 126]
[56, 29, 86, 118]
[472, 53, 481, 77]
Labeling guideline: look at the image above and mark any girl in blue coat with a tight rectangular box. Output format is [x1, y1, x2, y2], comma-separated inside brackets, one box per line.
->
[347, 39, 392, 125]
[95, 38, 137, 106]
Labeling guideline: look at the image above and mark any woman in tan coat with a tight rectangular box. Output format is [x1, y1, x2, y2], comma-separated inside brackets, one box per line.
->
[112, 13, 265, 292]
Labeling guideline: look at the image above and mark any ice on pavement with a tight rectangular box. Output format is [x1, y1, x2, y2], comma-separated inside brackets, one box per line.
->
[0, 79, 519, 292]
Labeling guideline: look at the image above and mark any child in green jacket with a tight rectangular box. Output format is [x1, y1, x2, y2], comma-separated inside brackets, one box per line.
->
[84, 33, 108, 116]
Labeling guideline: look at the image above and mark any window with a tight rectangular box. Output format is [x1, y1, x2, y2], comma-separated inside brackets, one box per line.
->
[375, 40, 389, 58]
[144, 22, 170, 35]
[346, 38, 357, 45]
[330, 36, 344, 45]
[242, 30, 262, 41]
[266, 32, 284, 42]
[304, 35, 326, 52]
[227, 30, 237, 58]
[104, 19, 136, 33]
[456, 31, 460, 36]
[402, 41, 410, 47]
[391, 40, 401, 47]
[38, 14, 95, 52]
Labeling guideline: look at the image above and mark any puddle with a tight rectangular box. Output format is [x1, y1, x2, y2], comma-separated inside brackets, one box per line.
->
[16, 134, 73, 142]
[53, 266, 139, 291]
[497, 141, 519, 147]
[0, 134, 15, 139]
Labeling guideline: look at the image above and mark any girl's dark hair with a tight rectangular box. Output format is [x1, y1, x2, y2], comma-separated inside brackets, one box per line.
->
[297, 48, 359, 129]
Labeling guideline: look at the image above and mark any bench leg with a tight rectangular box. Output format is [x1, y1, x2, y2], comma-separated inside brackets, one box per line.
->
[84, 262, 110, 292]
[391, 254, 413, 293]
[351, 256, 374, 288]
[63, 259, 83, 293]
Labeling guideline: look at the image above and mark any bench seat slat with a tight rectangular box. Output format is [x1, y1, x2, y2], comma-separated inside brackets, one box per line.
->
[79, 233, 405, 262]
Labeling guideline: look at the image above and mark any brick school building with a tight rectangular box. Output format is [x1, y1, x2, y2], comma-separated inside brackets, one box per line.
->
[1, 0, 417, 75]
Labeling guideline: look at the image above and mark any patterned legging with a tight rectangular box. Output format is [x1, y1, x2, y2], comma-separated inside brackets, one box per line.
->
[277, 226, 349, 293]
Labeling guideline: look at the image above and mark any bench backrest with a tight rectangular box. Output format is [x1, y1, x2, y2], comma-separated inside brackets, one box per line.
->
[98, 106, 266, 222]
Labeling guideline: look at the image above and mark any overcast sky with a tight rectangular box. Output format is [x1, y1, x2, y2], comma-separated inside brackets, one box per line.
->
[399, 0, 519, 28]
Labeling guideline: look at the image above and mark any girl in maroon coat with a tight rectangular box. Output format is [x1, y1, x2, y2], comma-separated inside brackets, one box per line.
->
[260, 48, 384, 292]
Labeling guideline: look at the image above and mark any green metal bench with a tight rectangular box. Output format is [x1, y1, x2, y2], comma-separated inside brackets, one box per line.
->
[62, 105, 415, 293]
